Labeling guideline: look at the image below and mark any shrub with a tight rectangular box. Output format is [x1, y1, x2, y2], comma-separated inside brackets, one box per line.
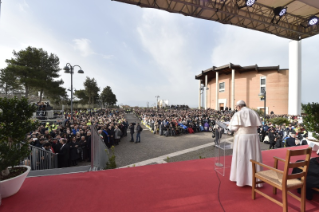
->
[105, 146, 117, 169]
[268, 117, 290, 126]
[302, 103, 319, 140]
[0, 97, 38, 177]
[251, 108, 264, 117]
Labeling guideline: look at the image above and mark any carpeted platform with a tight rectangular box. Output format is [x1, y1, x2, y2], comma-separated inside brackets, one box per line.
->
[1, 146, 319, 212]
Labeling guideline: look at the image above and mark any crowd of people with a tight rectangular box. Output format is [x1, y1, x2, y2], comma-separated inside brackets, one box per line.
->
[26, 105, 309, 169]
[258, 122, 308, 149]
[27, 108, 131, 168]
[135, 108, 235, 136]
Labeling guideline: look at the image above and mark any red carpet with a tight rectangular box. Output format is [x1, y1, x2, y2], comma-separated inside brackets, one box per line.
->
[1, 146, 319, 212]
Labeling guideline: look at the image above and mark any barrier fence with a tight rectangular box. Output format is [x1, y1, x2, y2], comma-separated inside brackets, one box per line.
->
[23, 145, 58, 170]
[90, 125, 109, 171]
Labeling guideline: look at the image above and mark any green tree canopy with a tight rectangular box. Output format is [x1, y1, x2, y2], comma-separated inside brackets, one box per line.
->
[302, 102, 319, 140]
[4, 46, 65, 102]
[0, 68, 22, 96]
[84, 77, 100, 105]
[5, 46, 41, 97]
[101, 86, 117, 107]
[74, 89, 89, 104]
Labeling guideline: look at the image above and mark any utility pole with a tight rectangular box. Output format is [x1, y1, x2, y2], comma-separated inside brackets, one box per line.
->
[155, 95, 160, 110]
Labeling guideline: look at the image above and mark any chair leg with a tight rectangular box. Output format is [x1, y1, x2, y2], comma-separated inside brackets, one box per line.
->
[301, 185, 306, 212]
[273, 186, 277, 195]
[282, 188, 288, 212]
[252, 177, 256, 200]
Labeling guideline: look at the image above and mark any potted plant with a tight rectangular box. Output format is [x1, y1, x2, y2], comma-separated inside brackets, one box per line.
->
[0, 97, 38, 198]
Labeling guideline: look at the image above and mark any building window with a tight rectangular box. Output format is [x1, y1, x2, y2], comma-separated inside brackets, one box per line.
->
[260, 76, 266, 101]
[219, 82, 225, 92]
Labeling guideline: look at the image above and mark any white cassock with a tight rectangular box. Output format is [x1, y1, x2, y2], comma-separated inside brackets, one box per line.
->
[228, 107, 263, 187]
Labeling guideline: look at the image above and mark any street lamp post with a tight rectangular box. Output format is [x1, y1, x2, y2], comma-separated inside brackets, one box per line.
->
[258, 91, 266, 122]
[155, 95, 160, 110]
[64, 63, 84, 120]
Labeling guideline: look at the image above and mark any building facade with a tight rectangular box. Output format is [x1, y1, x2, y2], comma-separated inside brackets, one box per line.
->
[195, 63, 289, 115]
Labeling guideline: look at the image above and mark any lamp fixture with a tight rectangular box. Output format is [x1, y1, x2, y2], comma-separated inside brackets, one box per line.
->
[308, 16, 319, 26]
[237, 0, 256, 10]
[271, 7, 287, 24]
[63, 65, 70, 73]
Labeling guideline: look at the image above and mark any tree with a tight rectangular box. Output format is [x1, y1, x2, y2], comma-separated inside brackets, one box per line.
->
[100, 86, 117, 107]
[84, 77, 100, 105]
[302, 102, 319, 140]
[5, 47, 41, 98]
[0, 68, 22, 96]
[5, 46, 65, 101]
[74, 89, 89, 104]
[31, 49, 62, 102]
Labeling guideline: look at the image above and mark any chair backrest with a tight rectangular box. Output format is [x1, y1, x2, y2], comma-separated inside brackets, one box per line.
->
[282, 147, 312, 182]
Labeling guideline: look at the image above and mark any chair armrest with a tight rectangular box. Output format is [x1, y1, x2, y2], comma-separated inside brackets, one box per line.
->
[250, 159, 284, 174]
[273, 157, 285, 162]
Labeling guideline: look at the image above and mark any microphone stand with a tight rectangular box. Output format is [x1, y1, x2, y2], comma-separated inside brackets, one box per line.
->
[215, 126, 223, 167]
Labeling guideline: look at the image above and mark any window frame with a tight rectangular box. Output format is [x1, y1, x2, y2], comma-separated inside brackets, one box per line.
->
[219, 82, 225, 92]
[260, 76, 266, 101]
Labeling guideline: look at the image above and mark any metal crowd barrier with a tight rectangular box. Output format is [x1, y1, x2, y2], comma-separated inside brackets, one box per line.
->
[90, 125, 109, 171]
[23, 145, 58, 170]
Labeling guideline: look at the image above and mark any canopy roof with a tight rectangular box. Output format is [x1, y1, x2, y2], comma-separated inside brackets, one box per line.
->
[195, 63, 282, 82]
[113, 0, 319, 40]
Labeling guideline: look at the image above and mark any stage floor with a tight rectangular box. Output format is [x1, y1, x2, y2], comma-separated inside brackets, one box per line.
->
[1, 146, 319, 212]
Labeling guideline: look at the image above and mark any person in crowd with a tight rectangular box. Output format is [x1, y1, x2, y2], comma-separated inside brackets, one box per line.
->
[114, 125, 121, 145]
[86, 131, 92, 162]
[58, 138, 69, 168]
[135, 123, 142, 143]
[228, 100, 263, 187]
[286, 132, 297, 147]
[69, 137, 79, 166]
[268, 128, 276, 149]
[129, 123, 135, 142]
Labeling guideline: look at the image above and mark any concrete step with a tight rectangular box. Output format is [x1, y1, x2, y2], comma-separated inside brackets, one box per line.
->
[28, 165, 91, 177]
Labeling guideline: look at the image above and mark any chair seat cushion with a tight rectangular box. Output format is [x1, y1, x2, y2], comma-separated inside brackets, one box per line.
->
[256, 170, 303, 188]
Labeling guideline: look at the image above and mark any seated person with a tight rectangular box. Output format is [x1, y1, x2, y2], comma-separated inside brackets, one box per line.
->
[285, 132, 297, 147]
[292, 157, 319, 200]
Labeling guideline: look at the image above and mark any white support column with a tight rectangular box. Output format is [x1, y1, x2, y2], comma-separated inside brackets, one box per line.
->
[231, 69, 235, 110]
[215, 71, 219, 110]
[288, 41, 302, 115]
[198, 81, 201, 109]
[205, 75, 208, 110]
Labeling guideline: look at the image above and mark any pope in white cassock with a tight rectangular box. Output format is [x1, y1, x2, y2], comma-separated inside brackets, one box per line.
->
[228, 100, 263, 187]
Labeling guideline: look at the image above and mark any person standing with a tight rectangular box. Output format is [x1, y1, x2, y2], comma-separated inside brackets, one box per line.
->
[268, 128, 276, 149]
[228, 100, 263, 187]
[58, 139, 70, 168]
[129, 123, 135, 142]
[114, 125, 121, 145]
[135, 123, 143, 143]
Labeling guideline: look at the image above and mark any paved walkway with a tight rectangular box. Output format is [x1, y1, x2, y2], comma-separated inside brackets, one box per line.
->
[113, 113, 218, 167]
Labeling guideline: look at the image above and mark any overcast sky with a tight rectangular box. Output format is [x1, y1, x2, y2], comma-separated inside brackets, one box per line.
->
[0, 0, 318, 107]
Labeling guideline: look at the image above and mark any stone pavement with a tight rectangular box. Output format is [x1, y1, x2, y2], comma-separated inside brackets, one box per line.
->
[113, 113, 270, 168]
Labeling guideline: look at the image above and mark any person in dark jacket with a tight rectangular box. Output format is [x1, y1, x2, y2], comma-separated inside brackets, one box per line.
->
[86, 131, 91, 162]
[292, 157, 319, 200]
[129, 123, 135, 142]
[58, 139, 69, 168]
[135, 123, 142, 143]
[107, 125, 115, 147]
[269, 129, 276, 149]
[69, 137, 79, 166]
[286, 133, 297, 147]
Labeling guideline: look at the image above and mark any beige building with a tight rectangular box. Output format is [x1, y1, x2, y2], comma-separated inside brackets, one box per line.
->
[195, 63, 289, 115]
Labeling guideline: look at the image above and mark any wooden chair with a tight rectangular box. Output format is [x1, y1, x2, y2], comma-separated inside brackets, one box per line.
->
[250, 147, 312, 212]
